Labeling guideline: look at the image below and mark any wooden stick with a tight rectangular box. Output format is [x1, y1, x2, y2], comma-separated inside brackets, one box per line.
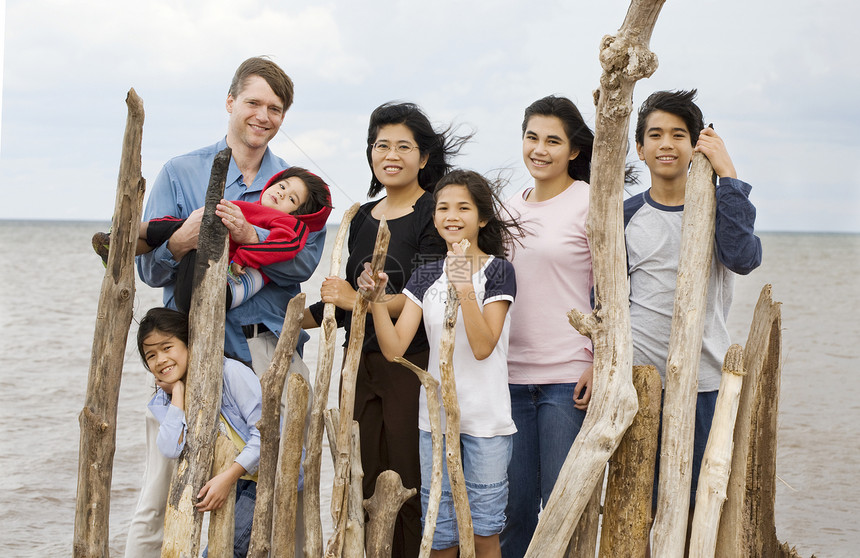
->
[715, 286, 784, 556]
[652, 150, 718, 558]
[438, 281, 475, 558]
[689, 344, 745, 558]
[343, 421, 366, 558]
[325, 219, 391, 558]
[599, 365, 662, 558]
[525, 2, 663, 554]
[207, 429, 239, 558]
[73, 88, 146, 558]
[272, 372, 311, 558]
[305, 202, 361, 557]
[395, 356, 444, 558]
[247, 294, 306, 558]
[161, 147, 232, 558]
[567, 469, 604, 558]
[325, 408, 340, 467]
[364, 471, 419, 558]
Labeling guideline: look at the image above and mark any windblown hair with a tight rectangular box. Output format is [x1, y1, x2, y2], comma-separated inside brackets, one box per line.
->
[269, 166, 332, 216]
[434, 169, 525, 258]
[522, 96, 594, 183]
[136, 307, 189, 370]
[365, 102, 472, 198]
[229, 56, 295, 112]
[635, 89, 704, 147]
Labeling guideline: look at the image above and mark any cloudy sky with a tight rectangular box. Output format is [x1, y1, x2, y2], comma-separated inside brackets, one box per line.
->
[2, 0, 858, 232]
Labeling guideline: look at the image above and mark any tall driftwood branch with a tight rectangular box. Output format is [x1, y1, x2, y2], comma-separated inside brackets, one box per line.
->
[652, 150, 718, 558]
[325, 219, 391, 558]
[567, 471, 604, 557]
[325, 408, 340, 466]
[305, 202, 361, 557]
[73, 88, 145, 558]
[161, 147, 232, 558]
[525, 2, 663, 554]
[364, 471, 418, 558]
[343, 421, 366, 558]
[599, 365, 662, 558]
[208, 430, 239, 558]
[247, 294, 306, 558]
[715, 286, 785, 556]
[272, 372, 310, 558]
[395, 356, 444, 558]
[439, 281, 475, 557]
[689, 344, 745, 558]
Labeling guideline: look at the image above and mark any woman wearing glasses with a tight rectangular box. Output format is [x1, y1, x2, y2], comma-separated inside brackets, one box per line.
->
[305, 102, 468, 557]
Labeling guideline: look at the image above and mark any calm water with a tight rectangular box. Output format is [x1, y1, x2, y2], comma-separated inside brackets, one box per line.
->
[0, 221, 857, 557]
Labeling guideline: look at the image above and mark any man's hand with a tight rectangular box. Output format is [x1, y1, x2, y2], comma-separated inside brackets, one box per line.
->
[166, 207, 204, 261]
[217, 200, 259, 245]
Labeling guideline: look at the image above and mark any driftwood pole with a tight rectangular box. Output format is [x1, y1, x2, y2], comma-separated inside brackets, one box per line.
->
[272, 372, 311, 558]
[160, 147, 232, 558]
[439, 281, 475, 558]
[394, 357, 444, 558]
[567, 471, 604, 557]
[689, 344, 745, 558]
[652, 151, 718, 557]
[599, 365, 662, 558]
[207, 430, 239, 558]
[247, 294, 306, 558]
[343, 421, 366, 558]
[305, 202, 361, 557]
[326, 219, 391, 558]
[715, 285, 787, 557]
[525, 2, 663, 555]
[73, 88, 145, 558]
[364, 471, 419, 558]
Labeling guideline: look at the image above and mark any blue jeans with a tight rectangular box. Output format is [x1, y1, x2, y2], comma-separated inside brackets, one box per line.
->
[501, 383, 586, 558]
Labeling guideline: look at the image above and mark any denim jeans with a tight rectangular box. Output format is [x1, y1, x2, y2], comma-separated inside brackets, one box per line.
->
[501, 383, 586, 558]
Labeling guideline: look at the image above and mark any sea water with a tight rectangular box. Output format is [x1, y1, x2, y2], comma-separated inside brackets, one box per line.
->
[0, 221, 857, 557]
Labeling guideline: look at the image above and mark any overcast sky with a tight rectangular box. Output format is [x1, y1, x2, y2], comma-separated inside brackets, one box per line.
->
[2, 0, 858, 232]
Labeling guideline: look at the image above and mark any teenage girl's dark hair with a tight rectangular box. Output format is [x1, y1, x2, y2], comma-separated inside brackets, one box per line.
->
[269, 166, 332, 216]
[365, 102, 472, 198]
[522, 96, 594, 182]
[137, 307, 189, 369]
[434, 169, 525, 258]
[635, 89, 704, 147]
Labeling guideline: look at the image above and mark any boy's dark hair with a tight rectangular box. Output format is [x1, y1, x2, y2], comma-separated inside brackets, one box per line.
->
[137, 307, 189, 370]
[433, 169, 525, 258]
[273, 166, 332, 216]
[365, 102, 472, 198]
[635, 89, 704, 147]
[229, 56, 294, 112]
[522, 95, 594, 182]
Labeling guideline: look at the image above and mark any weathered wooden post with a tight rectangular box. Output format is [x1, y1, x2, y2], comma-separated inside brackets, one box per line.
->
[715, 285, 790, 556]
[599, 365, 662, 558]
[73, 88, 145, 558]
[207, 430, 239, 558]
[651, 149, 718, 557]
[438, 280, 475, 558]
[689, 344, 745, 557]
[272, 371, 311, 558]
[247, 294, 306, 557]
[304, 202, 361, 557]
[394, 356, 444, 558]
[325, 219, 390, 558]
[364, 471, 419, 558]
[160, 147, 232, 558]
[567, 471, 604, 557]
[343, 421, 366, 558]
[524, 2, 663, 554]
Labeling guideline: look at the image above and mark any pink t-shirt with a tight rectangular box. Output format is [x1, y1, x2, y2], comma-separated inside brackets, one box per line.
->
[506, 181, 594, 384]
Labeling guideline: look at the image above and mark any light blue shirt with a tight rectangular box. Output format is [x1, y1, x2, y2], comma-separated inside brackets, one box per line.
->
[148, 357, 263, 474]
[136, 137, 324, 361]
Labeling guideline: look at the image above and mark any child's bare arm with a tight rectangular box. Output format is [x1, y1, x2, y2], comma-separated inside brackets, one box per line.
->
[695, 127, 737, 179]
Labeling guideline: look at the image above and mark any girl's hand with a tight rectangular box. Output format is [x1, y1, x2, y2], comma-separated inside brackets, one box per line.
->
[216, 199, 258, 245]
[320, 276, 358, 310]
[157, 379, 185, 410]
[445, 242, 473, 291]
[230, 261, 246, 276]
[195, 470, 235, 512]
[572, 366, 593, 411]
[357, 262, 390, 303]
